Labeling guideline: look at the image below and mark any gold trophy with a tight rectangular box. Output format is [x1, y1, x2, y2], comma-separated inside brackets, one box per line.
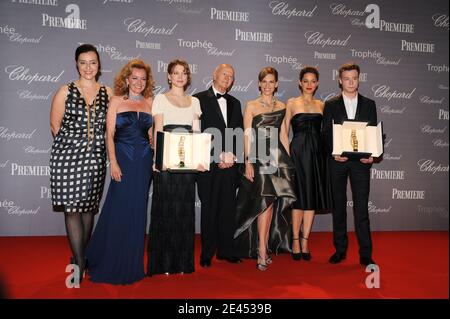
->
[350, 129, 358, 152]
[178, 136, 186, 168]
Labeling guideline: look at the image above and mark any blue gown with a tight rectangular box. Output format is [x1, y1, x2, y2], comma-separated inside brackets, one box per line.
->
[87, 111, 153, 285]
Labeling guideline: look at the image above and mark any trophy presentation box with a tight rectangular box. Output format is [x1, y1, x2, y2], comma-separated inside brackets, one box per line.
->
[332, 121, 383, 160]
[155, 131, 212, 172]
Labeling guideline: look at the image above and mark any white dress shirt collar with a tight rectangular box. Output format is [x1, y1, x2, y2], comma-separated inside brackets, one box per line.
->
[212, 86, 228, 125]
[342, 93, 358, 120]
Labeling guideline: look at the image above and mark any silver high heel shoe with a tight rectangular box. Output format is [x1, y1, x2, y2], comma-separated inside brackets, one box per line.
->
[256, 252, 268, 271]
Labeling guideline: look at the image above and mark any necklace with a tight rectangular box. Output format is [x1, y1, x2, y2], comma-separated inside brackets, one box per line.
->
[76, 82, 98, 145]
[126, 93, 144, 101]
[259, 96, 277, 112]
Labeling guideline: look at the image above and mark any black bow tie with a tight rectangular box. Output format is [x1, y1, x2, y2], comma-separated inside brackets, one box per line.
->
[216, 93, 226, 99]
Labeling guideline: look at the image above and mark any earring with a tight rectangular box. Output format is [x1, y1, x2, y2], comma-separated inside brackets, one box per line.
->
[125, 84, 130, 99]
[168, 79, 172, 84]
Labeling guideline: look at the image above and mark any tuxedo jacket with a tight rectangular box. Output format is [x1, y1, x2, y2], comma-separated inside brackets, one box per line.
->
[194, 87, 243, 159]
[322, 93, 378, 157]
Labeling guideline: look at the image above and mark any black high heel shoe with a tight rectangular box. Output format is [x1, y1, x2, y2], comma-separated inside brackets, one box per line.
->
[300, 236, 311, 261]
[78, 259, 87, 284]
[291, 238, 302, 261]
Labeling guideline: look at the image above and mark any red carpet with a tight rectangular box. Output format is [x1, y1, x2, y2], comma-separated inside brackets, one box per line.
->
[0, 232, 447, 299]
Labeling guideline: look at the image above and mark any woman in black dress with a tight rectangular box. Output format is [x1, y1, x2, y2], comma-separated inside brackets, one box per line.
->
[147, 59, 203, 276]
[50, 44, 112, 283]
[280, 66, 331, 261]
[234, 67, 296, 271]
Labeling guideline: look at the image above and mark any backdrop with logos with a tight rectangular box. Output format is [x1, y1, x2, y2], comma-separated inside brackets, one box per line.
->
[0, 0, 448, 236]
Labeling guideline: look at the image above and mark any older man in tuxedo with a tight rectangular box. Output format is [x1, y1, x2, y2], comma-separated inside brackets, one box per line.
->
[322, 62, 377, 267]
[194, 64, 243, 267]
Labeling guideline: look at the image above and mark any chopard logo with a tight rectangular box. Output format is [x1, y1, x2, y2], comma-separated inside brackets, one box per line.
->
[330, 3, 365, 17]
[432, 139, 449, 148]
[17, 90, 51, 101]
[5, 65, 64, 84]
[368, 201, 392, 214]
[202, 77, 253, 93]
[320, 91, 339, 102]
[0, 127, 37, 141]
[382, 153, 402, 161]
[420, 124, 447, 134]
[265, 54, 312, 71]
[350, 49, 401, 66]
[269, 1, 317, 19]
[417, 159, 449, 174]
[23, 146, 51, 155]
[419, 95, 445, 105]
[372, 85, 416, 100]
[0, 24, 43, 44]
[379, 105, 406, 115]
[0, 199, 40, 216]
[432, 14, 449, 30]
[89, 42, 143, 61]
[178, 39, 236, 57]
[123, 18, 178, 37]
[304, 31, 351, 48]
[347, 200, 392, 214]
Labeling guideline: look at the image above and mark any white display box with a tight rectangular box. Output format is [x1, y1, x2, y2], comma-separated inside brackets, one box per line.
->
[332, 121, 383, 159]
[155, 131, 212, 172]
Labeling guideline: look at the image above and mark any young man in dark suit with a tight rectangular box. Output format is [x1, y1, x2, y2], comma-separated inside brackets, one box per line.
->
[322, 62, 377, 267]
[194, 64, 243, 267]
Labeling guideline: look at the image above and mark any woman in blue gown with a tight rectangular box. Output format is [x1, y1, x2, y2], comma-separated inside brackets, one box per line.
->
[86, 59, 155, 284]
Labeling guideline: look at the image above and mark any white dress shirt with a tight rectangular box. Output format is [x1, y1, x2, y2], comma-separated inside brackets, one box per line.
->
[343, 93, 358, 120]
[212, 86, 227, 126]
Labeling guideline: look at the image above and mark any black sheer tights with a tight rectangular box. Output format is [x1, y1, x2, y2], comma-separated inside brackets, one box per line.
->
[64, 212, 94, 273]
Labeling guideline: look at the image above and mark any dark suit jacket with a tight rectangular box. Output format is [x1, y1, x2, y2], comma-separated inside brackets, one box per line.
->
[194, 87, 243, 160]
[322, 93, 378, 157]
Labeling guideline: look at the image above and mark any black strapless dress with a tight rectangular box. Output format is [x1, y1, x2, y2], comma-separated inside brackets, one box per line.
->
[290, 113, 332, 211]
[234, 109, 297, 258]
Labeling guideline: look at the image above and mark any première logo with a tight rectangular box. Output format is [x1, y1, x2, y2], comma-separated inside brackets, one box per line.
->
[365, 4, 415, 33]
[42, 4, 87, 30]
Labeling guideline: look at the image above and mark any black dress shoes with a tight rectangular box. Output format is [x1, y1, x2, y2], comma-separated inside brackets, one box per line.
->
[291, 252, 302, 261]
[359, 257, 376, 266]
[217, 257, 242, 264]
[329, 252, 346, 264]
[200, 259, 212, 268]
[301, 251, 311, 261]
